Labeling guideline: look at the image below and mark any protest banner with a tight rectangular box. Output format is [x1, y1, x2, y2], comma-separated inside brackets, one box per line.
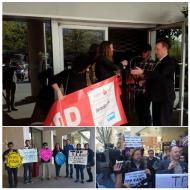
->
[44, 76, 127, 126]
[156, 174, 188, 188]
[18, 149, 38, 164]
[124, 136, 142, 148]
[5, 152, 22, 168]
[39, 148, 53, 161]
[68, 150, 88, 165]
[124, 170, 147, 187]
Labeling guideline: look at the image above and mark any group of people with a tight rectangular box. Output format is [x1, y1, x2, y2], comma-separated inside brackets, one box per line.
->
[96, 144, 188, 188]
[49, 38, 176, 126]
[3, 139, 95, 188]
[3, 38, 177, 126]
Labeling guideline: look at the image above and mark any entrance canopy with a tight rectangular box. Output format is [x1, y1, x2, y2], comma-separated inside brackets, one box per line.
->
[3, 2, 187, 27]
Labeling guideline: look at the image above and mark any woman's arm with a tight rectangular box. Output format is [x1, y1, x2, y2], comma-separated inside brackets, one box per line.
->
[52, 83, 64, 100]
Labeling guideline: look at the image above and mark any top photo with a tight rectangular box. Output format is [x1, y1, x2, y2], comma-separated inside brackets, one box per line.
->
[2, 2, 188, 127]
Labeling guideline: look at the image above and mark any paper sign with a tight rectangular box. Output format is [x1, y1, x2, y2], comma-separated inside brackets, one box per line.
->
[18, 149, 38, 164]
[68, 150, 88, 165]
[44, 76, 127, 126]
[5, 152, 23, 168]
[124, 136, 142, 148]
[124, 170, 147, 187]
[39, 148, 53, 161]
[156, 174, 188, 188]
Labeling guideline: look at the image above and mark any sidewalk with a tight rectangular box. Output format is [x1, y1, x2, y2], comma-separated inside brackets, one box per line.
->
[3, 164, 96, 188]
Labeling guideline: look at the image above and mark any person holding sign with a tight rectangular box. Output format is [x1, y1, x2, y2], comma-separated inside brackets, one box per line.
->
[113, 148, 152, 188]
[23, 140, 33, 184]
[84, 143, 95, 182]
[3, 142, 18, 188]
[74, 144, 85, 183]
[53, 143, 64, 179]
[39, 142, 52, 180]
[64, 139, 74, 178]
[157, 146, 188, 174]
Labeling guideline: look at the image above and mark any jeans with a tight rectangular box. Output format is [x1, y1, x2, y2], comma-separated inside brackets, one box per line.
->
[7, 168, 18, 188]
[66, 159, 73, 177]
[75, 166, 84, 180]
[55, 164, 61, 177]
[23, 163, 32, 183]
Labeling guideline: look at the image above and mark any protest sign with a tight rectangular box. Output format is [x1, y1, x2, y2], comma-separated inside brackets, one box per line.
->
[68, 150, 88, 165]
[18, 148, 38, 164]
[55, 152, 66, 165]
[124, 136, 142, 148]
[44, 76, 127, 126]
[5, 152, 22, 168]
[124, 170, 147, 187]
[156, 174, 188, 188]
[39, 148, 53, 161]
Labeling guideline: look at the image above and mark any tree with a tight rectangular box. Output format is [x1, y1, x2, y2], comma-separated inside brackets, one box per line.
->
[96, 127, 112, 148]
[3, 21, 28, 53]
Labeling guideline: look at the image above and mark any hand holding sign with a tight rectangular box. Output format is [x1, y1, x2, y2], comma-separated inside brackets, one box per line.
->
[39, 148, 53, 161]
[6, 152, 23, 168]
[113, 160, 123, 174]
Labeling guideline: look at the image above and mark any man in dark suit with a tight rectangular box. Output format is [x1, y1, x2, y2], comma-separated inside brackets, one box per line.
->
[131, 39, 176, 125]
[156, 146, 188, 174]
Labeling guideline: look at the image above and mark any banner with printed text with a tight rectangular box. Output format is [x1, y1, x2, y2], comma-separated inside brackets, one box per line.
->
[44, 76, 127, 126]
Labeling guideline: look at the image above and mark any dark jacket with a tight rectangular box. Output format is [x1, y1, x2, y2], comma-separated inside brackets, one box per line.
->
[122, 159, 152, 188]
[156, 159, 188, 174]
[145, 55, 176, 103]
[95, 56, 120, 82]
[86, 148, 95, 166]
[53, 148, 64, 164]
[64, 144, 74, 158]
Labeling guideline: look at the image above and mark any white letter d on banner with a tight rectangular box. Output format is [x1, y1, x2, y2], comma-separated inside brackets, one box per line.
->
[64, 107, 81, 126]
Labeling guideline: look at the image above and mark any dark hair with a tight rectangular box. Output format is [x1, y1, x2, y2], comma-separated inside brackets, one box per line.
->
[8, 142, 13, 147]
[76, 143, 81, 148]
[25, 140, 30, 143]
[99, 41, 113, 61]
[148, 149, 154, 153]
[54, 143, 60, 149]
[141, 44, 152, 53]
[43, 142, 48, 146]
[156, 38, 171, 49]
[84, 143, 89, 147]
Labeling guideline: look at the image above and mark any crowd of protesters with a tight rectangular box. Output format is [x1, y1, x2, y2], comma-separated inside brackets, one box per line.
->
[3, 139, 95, 188]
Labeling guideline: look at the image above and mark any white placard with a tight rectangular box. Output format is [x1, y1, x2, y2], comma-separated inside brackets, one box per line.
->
[18, 148, 38, 164]
[124, 136, 142, 148]
[87, 81, 121, 126]
[124, 170, 147, 187]
[68, 150, 87, 165]
[156, 174, 188, 188]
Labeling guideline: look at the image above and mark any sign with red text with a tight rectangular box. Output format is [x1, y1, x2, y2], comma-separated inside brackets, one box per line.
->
[44, 76, 127, 126]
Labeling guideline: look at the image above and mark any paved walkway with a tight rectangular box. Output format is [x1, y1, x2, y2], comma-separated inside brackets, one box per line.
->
[3, 164, 96, 188]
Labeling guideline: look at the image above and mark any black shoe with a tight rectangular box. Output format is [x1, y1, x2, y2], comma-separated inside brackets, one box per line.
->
[81, 180, 84, 183]
[11, 107, 18, 111]
[86, 179, 93, 182]
[7, 109, 11, 112]
[70, 176, 73, 178]
[74, 180, 78, 183]
[65, 175, 68, 178]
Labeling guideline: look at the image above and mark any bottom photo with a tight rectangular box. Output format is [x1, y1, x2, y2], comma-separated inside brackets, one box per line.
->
[2, 127, 95, 188]
[96, 127, 188, 188]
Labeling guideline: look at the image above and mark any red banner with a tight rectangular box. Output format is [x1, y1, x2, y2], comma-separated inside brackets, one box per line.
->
[44, 76, 127, 126]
